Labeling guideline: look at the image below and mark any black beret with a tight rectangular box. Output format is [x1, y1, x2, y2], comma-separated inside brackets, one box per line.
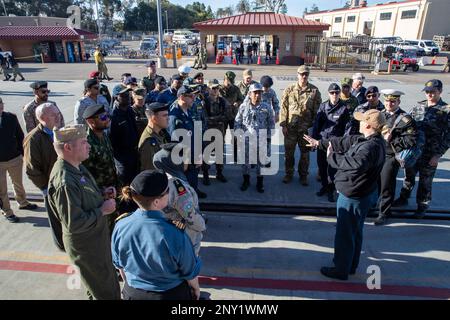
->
[146, 102, 169, 113]
[130, 170, 168, 198]
[328, 83, 341, 92]
[260, 75, 273, 87]
[30, 81, 48, 90]
[82, 104, 106, 120]
[84, 79, 98, 89]
[177, 85, 198, 97]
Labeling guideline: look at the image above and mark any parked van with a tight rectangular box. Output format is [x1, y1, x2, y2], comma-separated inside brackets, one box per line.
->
[406, 40, 439, 56]
[140, 37, 157, 51]
[172, 30, 196, 45]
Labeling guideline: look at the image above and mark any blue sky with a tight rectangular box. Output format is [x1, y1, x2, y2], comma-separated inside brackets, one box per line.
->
[170, 0, 378, 16]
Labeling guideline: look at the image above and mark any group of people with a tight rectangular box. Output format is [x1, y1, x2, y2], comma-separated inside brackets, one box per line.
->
[0, 57, 448, 297]
[0, 51, 25, 82]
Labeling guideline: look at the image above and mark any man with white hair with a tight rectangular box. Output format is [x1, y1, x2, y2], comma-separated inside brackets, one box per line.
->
[23, 102, 63, 249]
[351, 73, 367, 105]
[47, 124, 120, 299]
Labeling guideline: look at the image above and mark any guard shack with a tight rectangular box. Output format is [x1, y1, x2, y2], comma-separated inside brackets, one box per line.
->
[193, 12, 329, 65]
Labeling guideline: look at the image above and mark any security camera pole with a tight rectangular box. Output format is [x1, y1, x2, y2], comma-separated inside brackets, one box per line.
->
[156, 0, 167, 68]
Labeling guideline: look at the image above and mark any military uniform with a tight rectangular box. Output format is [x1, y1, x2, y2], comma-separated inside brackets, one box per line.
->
[340, 94, 359, 115]
[397, 91, 449, 214]
[280, 78, 322, 183]
[262, 88, 280, 118]
[237, 80, 257, 98]
[375, 90, 418, 225]
[203, 84, 230, 182]
[163, 177, 206, 256]
[141, 74, 160, 92]
[196, 45, 208, 70]
[131, 104, 147, 137]
[234, 85, 275, 179]
[138, 126, 170, 171]
[219, 82, 244, 125]
[47, 126, 120, 300]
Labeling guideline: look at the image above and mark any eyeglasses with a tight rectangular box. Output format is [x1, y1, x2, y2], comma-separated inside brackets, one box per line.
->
[425, 90, 437, 95]
[329, 91, 340, 95]
[298, 73, 310, 77]
[366, 94, 377, 98]
[96, 113, 110, 121]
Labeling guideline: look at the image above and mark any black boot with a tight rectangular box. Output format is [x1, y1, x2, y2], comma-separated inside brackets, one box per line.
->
[256, 176, 264, 193]
[392, 196, 408, 207]
[240, 175, 250, 191]
[374, 214, 387, 226]
[216, 170, 227, 183]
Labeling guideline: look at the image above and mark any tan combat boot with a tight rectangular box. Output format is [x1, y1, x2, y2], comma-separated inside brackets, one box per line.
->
[300, 175, 309, 186]
[282, 174, 293, 184]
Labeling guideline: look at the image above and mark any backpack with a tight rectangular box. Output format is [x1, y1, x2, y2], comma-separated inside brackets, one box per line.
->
[390, 114, 424, 168]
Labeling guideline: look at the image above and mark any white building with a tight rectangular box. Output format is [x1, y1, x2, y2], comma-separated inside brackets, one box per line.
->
[304, 0, 450, 40]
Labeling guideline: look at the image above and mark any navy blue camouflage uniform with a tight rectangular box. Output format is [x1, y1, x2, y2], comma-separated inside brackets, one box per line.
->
[398, 99, 450, 211]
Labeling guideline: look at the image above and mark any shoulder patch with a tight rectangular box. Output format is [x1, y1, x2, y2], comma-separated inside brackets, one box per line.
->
[173, 179, 187, 196]
[149, 137, 158, 146]
[115, 211, 133, 223]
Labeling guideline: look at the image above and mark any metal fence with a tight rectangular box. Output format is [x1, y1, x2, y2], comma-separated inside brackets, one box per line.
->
[304, 37, 387, 71]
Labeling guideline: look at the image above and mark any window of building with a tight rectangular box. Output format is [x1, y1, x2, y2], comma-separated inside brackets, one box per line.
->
[315, 19, 321, 22]
[347, 16, 356, 23]
[380, 12, 392, 21]
[333, 32, 341, 37]
[334, 17, 342, 23]
[345, 32, 354, 38]
[401, 10, 417, 19]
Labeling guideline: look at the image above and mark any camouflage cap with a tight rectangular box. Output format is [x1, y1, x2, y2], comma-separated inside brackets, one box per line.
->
[354, 109, 386, 130]
[133, 87, 147, 99]
[297, 65, 310, 74]
[30, 81, 48, 90]
[53, 124, 87, 143]
[341, 77, 353, 87]
[224, 71, 236, 82]
[208, 79, 220, 88]
[243, 69, 253, 78]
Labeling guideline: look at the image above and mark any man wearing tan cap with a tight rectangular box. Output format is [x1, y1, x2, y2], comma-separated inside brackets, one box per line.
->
[237, 69, 257, 97]
[280, 65, 322, 185]
[47, 124, 120, 299]
[304, 109, 386, 280]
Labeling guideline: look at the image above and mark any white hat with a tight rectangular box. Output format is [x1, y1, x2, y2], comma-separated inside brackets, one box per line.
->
[178, 65, 191, 74]
[352, 73, 365, 81]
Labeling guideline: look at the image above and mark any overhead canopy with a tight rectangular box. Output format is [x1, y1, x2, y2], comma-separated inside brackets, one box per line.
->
[0, 26, 97, 41]
[194, 12, 329, 32]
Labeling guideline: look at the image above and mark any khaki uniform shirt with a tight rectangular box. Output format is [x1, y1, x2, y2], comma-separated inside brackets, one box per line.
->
[138, 126, 170, 171]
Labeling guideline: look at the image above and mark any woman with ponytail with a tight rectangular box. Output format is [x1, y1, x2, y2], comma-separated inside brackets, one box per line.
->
[111, 170, 202, 300]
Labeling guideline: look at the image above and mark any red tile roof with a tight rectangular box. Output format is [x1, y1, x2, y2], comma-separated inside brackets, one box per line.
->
[194, 12, 329, 30]
[0, 26, 97, 41]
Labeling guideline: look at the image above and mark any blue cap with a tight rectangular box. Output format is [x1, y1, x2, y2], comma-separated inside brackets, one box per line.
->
[177, 85, 199, 97]
[423, 79, 443, 91]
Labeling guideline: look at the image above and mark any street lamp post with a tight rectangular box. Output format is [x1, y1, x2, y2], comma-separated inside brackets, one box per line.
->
[165, 10, 168, 33]
[156, 0, 167, 68]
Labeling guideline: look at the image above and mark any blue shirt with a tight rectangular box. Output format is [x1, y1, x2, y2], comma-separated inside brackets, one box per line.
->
[157, 87, 178, 105]
[111, 209, 201, 292]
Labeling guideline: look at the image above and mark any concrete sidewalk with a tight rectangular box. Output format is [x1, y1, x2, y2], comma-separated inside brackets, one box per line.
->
[0, 203, 449, 300]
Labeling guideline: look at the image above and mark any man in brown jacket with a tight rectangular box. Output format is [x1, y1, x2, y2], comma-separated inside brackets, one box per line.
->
[23, 102, 64, 249]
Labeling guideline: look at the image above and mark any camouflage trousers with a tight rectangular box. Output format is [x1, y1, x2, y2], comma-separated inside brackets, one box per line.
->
[398, 154, 438, 208]
[284, 127, 310, 178]
[11, 65, 23, 79]
[239, 135, 269, 177]
[97, 62, 109, 78]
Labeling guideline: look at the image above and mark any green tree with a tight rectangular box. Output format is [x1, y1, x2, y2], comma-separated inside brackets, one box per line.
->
[236, 0, 251, 14]
[280, 3, 287, 14]
[2, 0, 75, 17]
[310, 3, 319, 13]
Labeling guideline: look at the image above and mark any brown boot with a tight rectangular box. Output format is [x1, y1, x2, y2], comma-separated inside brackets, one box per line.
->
[300, 175, 308, 186]
[282, 174, 293, 184]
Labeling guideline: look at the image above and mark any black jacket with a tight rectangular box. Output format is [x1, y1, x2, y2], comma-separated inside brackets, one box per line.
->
[382, 108, 417, 156]
[110, 106, 139, 161]
[319, 133, 386, 198]
[312, 99, 350, 140]
[0, 112, 24, 162]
